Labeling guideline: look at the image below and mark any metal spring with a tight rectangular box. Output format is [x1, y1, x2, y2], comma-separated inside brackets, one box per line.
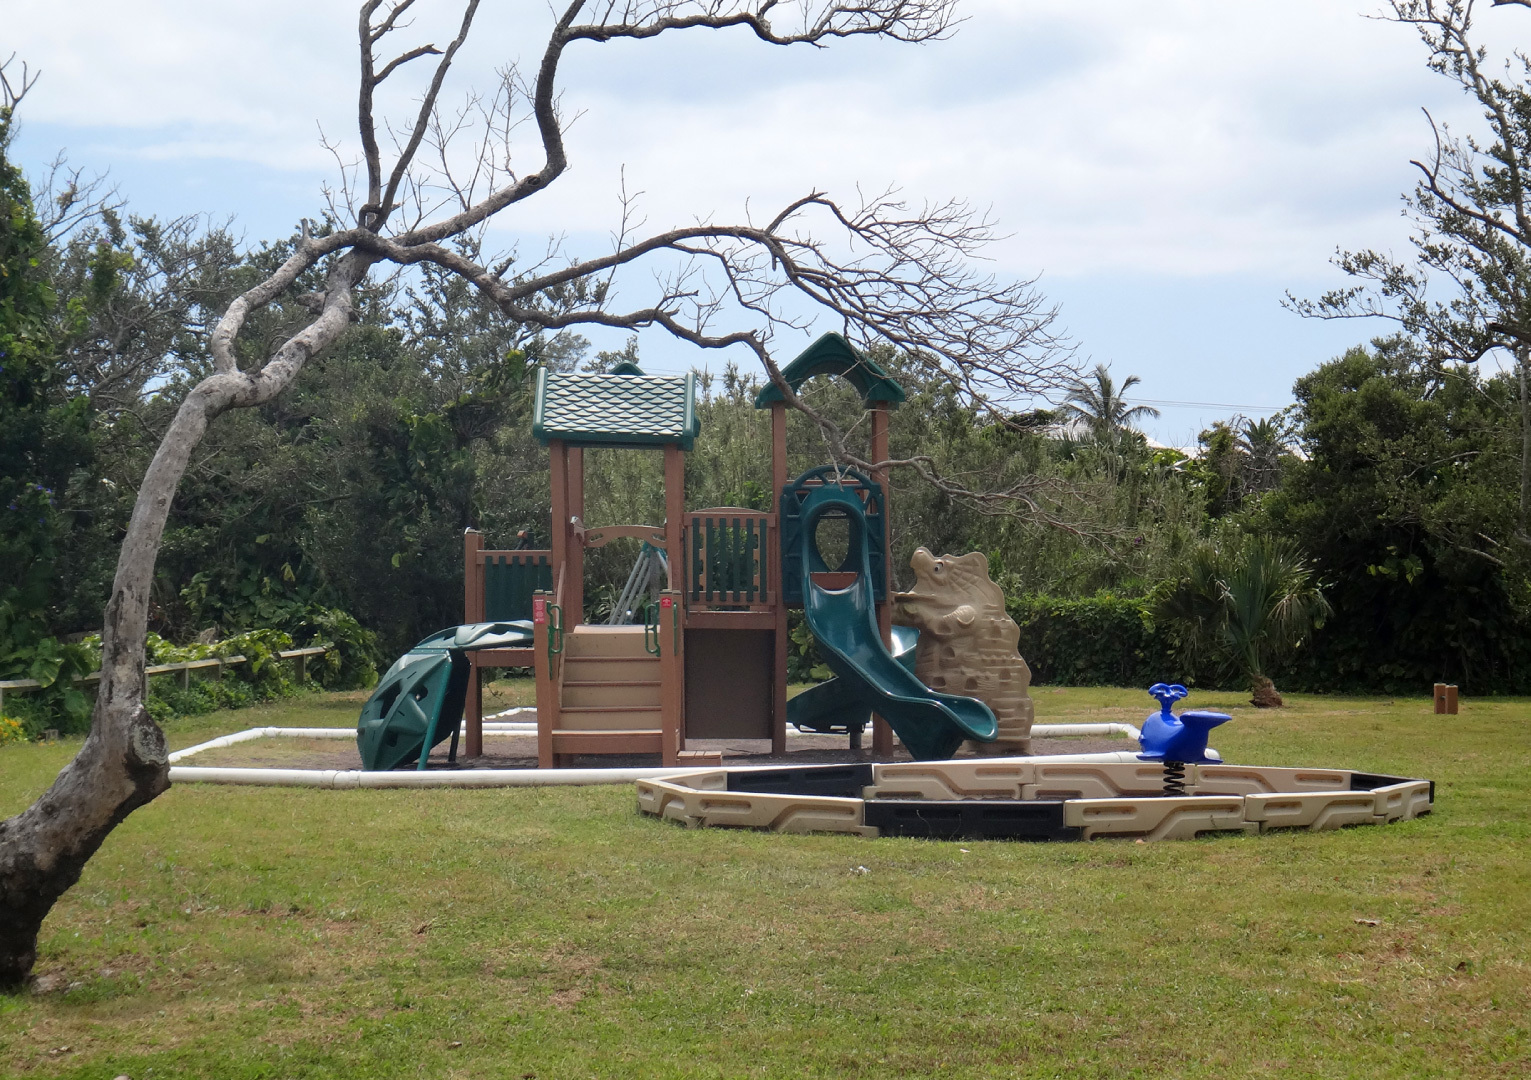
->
[1162, 760, 1187, 797]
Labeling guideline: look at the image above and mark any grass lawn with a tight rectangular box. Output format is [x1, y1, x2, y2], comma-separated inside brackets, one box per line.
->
[1, 686, 1527, 1078]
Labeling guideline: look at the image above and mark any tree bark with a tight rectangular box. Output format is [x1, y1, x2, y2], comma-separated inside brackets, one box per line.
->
[1249, 675, 1283, 709]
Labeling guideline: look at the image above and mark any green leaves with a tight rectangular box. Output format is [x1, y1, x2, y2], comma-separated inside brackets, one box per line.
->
[1155, 535, 1329, 695]
[1257, 339, 1531, 692]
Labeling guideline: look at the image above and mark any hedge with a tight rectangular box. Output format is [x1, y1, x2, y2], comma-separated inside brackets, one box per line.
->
[1008, 594, 1179, 689]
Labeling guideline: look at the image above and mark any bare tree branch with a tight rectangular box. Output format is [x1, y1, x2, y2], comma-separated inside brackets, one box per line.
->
[0, 0, 1074, 986]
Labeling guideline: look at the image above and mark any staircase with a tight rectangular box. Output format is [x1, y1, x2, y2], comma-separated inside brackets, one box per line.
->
[549, 625, 664, 759]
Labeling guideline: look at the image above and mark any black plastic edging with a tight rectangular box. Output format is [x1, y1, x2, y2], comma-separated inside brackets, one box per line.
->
[863, 799, 1082, 841]
[726, 763, 875, 799]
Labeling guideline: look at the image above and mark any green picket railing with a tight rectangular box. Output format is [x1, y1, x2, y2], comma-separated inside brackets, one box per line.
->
[688, 511, 769, 606]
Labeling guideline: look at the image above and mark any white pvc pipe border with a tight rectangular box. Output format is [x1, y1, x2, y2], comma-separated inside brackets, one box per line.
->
[166, 713, 1154, 787]
[1033, 722, 1142, 741]
[168, 764, 711, 787]
[168, 720, 1142, 765]
[168, 723, 535, 762]
[168, 750, 1161, 789]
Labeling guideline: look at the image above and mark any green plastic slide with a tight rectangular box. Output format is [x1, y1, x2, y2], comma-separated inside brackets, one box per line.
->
[794, 484, 996, 760]
[788, 623, 919, 735]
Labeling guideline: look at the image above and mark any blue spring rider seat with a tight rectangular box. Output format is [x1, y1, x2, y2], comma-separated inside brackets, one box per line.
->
[1139, 683, 1230, 764]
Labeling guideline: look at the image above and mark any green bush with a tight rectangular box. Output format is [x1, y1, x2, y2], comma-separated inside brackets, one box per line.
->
[294, 606, 381, 689]
[3, 617, 379, 738]
[1008, 594, 1179, 688]
[787, 611, 832, 683]
[144, 674, 265, 725]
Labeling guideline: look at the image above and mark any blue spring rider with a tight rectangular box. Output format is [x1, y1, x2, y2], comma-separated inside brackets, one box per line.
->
[1139, 683, 1230, 764]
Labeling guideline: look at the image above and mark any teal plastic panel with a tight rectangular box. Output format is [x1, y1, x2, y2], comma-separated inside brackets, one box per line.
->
[356, 652, 468, 771]
[484, 555, 553, 622]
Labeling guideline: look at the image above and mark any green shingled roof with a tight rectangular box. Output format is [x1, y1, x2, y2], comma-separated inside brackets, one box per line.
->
[753, 332, 906, 410]
[532, 367, 699, 450]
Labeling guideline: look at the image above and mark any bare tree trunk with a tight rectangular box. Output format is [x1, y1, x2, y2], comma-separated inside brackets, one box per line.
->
[0, 254, 365, 987]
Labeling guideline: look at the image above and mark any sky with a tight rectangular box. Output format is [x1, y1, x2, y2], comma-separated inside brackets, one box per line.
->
[4, 0, 1517, 445]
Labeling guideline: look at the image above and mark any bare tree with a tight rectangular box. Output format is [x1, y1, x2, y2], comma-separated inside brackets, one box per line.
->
[0, 0, 1076, 985]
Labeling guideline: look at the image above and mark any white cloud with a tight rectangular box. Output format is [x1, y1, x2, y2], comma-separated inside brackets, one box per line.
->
[4, 0, 1486, 279]
[6, 0, 1523, 431]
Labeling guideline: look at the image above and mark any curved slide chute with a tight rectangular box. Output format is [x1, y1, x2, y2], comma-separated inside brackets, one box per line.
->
[795, 483, 996, 760]
[357, 621, 532, 771]
[788, 623, 918, 736]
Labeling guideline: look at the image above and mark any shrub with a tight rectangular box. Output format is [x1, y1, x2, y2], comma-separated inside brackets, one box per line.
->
[1008, 594, 1179, 688]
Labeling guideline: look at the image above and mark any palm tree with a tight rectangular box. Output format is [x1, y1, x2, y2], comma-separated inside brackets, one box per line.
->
[1061, 363, 1161, 442]
[1234, 415, 1293, 495]
[1157, 535, 1330, 707]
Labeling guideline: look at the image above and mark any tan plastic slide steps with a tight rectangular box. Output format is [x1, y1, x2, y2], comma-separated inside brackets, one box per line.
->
[558, 626, 661, 733]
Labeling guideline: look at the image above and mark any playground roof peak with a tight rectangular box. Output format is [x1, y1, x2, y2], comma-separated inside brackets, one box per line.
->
[533, 367, 699, 450]
[753, 332, 906, 410]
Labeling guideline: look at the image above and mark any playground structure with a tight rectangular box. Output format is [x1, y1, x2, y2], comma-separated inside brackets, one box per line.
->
[347, 335, 1433, 846]
[432, 333, 1006, 770]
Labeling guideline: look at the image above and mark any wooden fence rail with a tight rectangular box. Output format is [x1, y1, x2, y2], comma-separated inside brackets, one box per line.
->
[0, 646, 333, 713]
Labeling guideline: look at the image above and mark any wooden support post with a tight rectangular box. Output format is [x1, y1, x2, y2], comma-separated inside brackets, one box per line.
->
[568, 446, 585, 629]
[464, 529, 484, 623]
[870, 402, 894, 758]
[463, 528, 485, 757]
[660, 590, 684, 766]
[664, 444, 686, 560]
[463, 654, 484, 759]
[533, 591, 556, 768]
[771, 403, 789, 755]
[663, 444, 687, 751]
[550, 438, 570, 611]
[1434, 683, 1460, 715]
